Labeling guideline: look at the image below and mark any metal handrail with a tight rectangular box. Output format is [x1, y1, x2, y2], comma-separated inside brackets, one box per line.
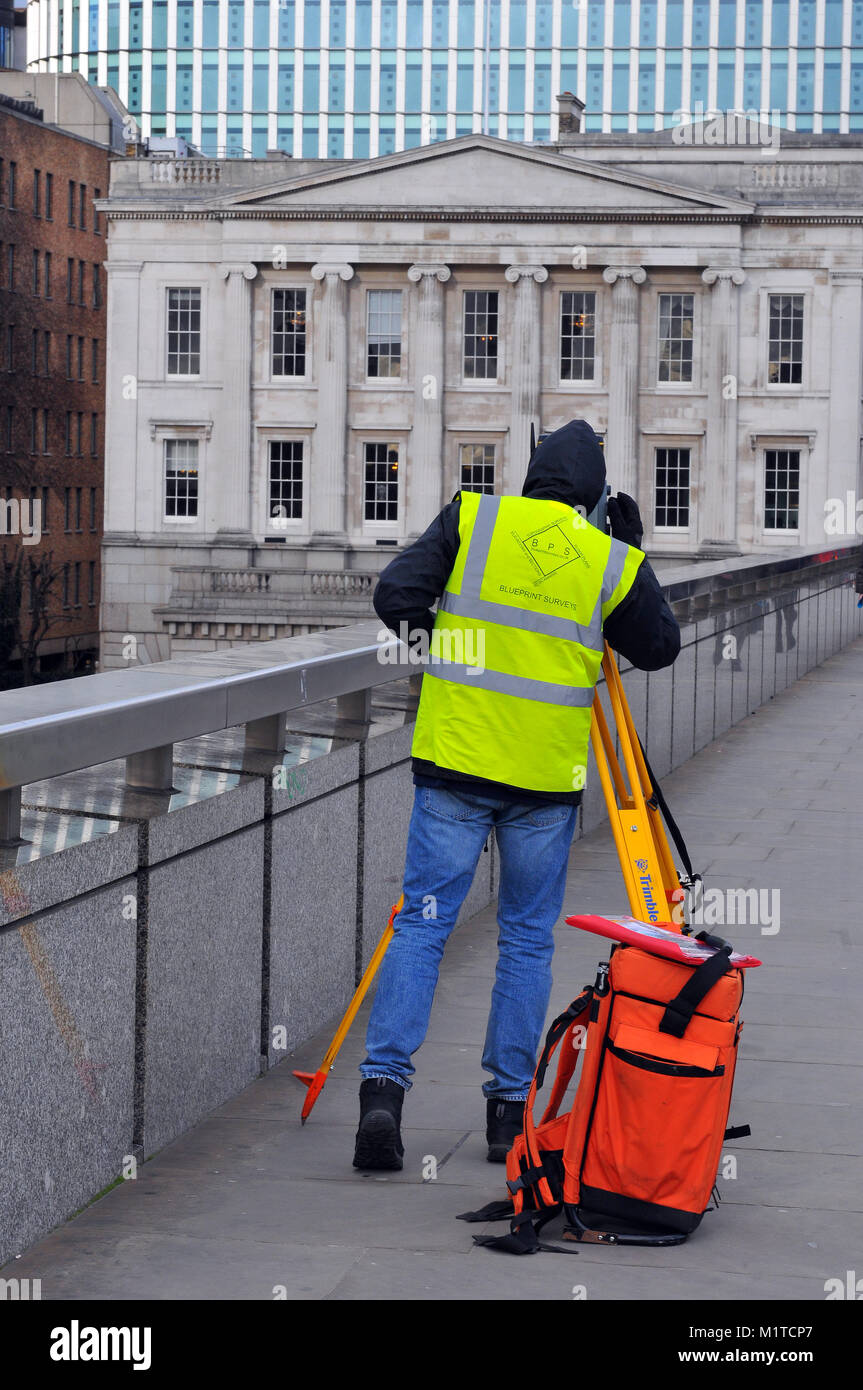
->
[0, 619, 401, 841]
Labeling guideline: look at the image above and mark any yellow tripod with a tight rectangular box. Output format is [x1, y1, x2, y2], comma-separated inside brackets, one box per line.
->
[590, 644, 688, 929]
[295, 645, 690, 1120]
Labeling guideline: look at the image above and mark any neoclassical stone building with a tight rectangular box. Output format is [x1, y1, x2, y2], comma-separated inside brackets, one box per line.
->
[100, 129, 863, 663]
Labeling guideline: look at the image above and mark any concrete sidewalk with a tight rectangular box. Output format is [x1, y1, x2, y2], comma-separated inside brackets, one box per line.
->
[8, 641, 863, 1301]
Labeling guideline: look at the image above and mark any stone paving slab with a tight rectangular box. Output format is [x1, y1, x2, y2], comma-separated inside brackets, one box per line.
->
[6, 640, 863, 1301]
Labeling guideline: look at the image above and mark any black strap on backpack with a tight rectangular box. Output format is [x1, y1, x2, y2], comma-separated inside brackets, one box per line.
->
[637, 735, 702, 891]
[659, 939, 734, 1038]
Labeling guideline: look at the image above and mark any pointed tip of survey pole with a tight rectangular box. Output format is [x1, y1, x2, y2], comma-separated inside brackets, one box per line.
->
[294, 1067, 328, 1122]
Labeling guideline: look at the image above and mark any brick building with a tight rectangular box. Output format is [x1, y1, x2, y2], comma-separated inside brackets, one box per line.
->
[0, 88, 114, 682]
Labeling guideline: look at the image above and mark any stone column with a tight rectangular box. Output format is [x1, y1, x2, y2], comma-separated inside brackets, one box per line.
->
[700, 267, 746, 552]
[218, 262, 258, 540]
[103, 261, 143, 537]
[505, 264, 548, 491]
[310, 262, 354, 543]
[602, 266, 646, 498]
[827, 270, 863, 534]
[406, 263, 450, 535]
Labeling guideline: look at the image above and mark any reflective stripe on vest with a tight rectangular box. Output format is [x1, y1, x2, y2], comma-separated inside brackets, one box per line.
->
[427, 654, 597, 707]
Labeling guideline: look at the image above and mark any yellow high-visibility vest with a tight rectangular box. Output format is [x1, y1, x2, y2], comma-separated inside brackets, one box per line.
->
[411, 490, 644, 796]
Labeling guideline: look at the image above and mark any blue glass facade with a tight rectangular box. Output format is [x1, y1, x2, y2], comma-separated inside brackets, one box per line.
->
[24, 0, 863, 154]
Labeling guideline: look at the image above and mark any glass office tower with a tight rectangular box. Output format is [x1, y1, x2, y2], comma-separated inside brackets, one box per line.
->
[24, 0, 863, 157]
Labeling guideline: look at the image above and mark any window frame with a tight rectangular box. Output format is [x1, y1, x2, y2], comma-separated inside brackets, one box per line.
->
[365, 287, 403, 382]
[559, 288, 599, 386]
[269, 285, 308, 381]
[358, 436, 405, 535]
[164, 284, 204, 379]
[650, 440, 695, 538]
[655, 290, 697, 389]
[462, 287, 501, 385]
[763, 290, 808, 391]
[163, 436, 202, 524]
[263, 435, 307, 534]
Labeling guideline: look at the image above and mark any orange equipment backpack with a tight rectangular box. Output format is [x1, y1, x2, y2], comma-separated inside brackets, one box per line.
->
[459, 929, 751, 1253]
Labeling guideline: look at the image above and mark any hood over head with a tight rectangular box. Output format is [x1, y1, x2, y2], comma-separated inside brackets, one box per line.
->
[521, 418, 606, 513]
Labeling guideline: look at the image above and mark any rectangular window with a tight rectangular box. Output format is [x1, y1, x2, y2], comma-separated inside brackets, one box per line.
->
[30, 329, 38, 374]
[91, 338, 99, 382]
[165, 438, 199, 518]
[75, 486, 82, 530]
[42, 486, 49, 529]
[67, 257, 74, 303]
[78, 336, 84, 380]
[64, 486, 71, 531]
[92, 263, 101, 308]
[76, 414, 83, 457]
[8, 162, 15, 209]
[73, 560, 81, 606]
[654, 447, 691, 527]
[78, 260, 85, 306]
[65, 412, 72, 456]
[66, 334, 73, 378]
[79, 183, 86, 230]
[44, 251, 51, 298]
[3, 406, 12, 450]
[30, 407, 38, 452]
[90, 413, 98, 456]
[42, 331, 50, 376]
[271, 288, 307, 377]
[90, 487, 98, 530]
[764, 449, 800, 529]
[63, 563, 70, 607]
[463, 290, 499, 380]
[560, 291, 597, 382]
[268, 440, 303, 524]
[93, 189, 101, 235]
[33, 169, 41, 217]
[366, 289, 402, 378]
[32, 249, 40, 296]
[45, 172, 53, 220]
[4, 324, 13, 371]
[41, 407, 49, 453]
[7, 243, 14, 291]
[364, 441, 400, 522]
[68, 179, 76, 226]
[166, 287, 201, 375]
[657, 293, 694, 384]
[460, 443, 496, 494]
[88, 560, 96, 604]
[767, 295, 803, 385]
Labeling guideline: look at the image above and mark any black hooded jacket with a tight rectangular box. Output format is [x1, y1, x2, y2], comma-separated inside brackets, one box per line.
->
[373, 419, 681, 805]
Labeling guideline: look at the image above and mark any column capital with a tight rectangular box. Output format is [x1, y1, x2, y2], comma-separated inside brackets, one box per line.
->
[701, 266, 746, 287]
[407, 263, 451, 283]
[219, 262, 257, 281]
[104, 261, 144, 276]
[504, 264, 549, 284]
[311, 262, 354, 282]
[602, 265, 646, 285]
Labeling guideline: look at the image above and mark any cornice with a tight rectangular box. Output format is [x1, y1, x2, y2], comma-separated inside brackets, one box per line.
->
[102, 205, 863, 227]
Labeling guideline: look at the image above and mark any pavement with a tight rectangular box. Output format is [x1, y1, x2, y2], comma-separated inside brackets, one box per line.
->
[8, 640, 863, 1301]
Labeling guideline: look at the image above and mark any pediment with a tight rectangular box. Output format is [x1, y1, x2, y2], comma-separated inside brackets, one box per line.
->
[213, 135, 753, 217]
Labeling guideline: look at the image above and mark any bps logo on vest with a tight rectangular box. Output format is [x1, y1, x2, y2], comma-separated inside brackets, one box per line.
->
[513, 518, 590, 586]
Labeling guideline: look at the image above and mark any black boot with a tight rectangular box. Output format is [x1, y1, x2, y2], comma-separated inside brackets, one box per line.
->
[353, 1078, 406, 1171]
[486, 1098, 525, 1163]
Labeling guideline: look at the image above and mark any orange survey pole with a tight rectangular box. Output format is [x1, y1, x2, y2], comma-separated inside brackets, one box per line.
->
[293, 893, 404, 1123]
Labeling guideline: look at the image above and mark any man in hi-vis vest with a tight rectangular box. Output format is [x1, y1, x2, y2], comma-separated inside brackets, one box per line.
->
[354, 419, 680, 1171]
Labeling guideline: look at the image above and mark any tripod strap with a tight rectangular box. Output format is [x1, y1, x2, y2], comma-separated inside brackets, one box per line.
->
[636, 735, 700, 887]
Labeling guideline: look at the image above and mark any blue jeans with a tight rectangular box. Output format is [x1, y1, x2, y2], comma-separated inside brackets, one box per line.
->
[360, 784, 579, 1100]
